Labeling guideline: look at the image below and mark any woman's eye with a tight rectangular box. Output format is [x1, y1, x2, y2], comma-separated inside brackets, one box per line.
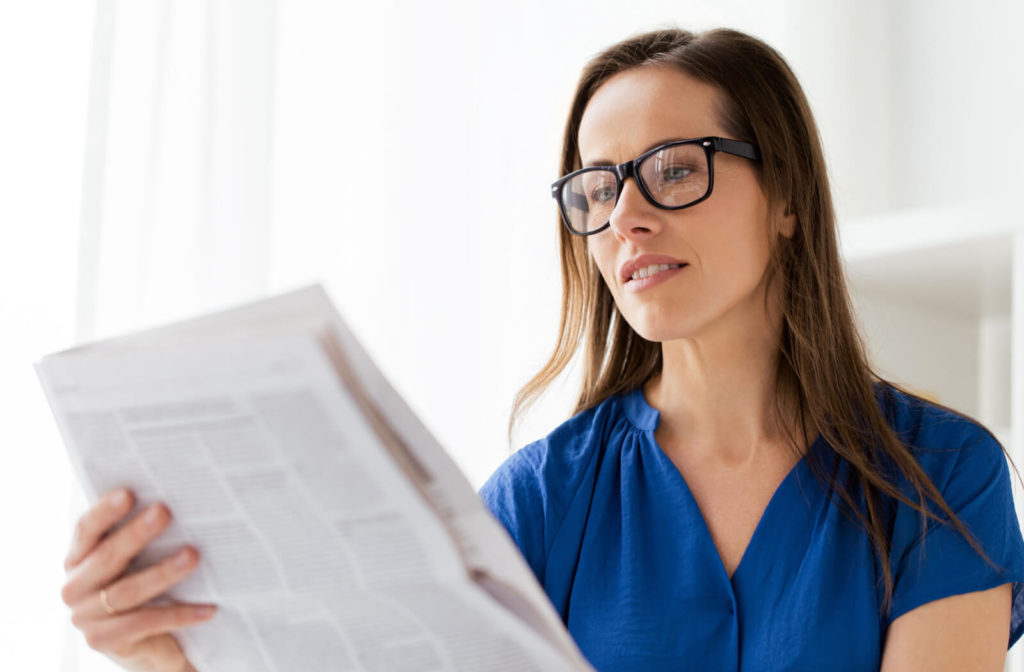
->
[661, 165, 693, 182]
[591, 185, 617, 203]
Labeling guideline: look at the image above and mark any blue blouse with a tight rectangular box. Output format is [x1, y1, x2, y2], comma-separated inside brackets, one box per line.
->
[478, 383, 1024, 671]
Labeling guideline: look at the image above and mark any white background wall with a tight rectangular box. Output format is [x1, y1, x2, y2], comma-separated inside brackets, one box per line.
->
[2, 0, 1022, 669]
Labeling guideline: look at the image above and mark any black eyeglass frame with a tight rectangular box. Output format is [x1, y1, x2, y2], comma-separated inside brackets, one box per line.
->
[550, 136, 761, 237]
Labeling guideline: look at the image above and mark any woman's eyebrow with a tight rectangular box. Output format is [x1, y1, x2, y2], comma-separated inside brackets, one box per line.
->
[582, 136, 694, 167]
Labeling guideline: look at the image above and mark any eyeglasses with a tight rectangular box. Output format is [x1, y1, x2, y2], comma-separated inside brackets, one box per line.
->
[550, 136, 760, 236]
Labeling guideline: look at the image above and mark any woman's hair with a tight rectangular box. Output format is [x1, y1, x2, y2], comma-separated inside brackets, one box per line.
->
[507, 26, 1014, 616]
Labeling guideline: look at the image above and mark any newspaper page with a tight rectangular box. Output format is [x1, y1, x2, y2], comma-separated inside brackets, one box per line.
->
[36, 286, 593, 672]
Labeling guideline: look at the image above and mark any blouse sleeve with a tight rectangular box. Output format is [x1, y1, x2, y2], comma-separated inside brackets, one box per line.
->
[888, 424, 1024, 648]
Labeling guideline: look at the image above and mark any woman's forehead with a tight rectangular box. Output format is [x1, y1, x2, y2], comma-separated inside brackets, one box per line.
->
[577, 66, 726, 166]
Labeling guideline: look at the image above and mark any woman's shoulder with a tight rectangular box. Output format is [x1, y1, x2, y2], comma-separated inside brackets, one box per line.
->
[874, 381, 992, 441]
[872, 380, 1008, 491]
[476, 390, 635, 580]
[478, 390, 628, 504]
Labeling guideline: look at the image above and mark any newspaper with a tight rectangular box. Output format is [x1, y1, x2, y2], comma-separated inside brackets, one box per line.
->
[36, 285, 593, 672]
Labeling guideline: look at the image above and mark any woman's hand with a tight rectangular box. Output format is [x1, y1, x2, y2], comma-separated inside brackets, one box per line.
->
[61, 488, 217, 672]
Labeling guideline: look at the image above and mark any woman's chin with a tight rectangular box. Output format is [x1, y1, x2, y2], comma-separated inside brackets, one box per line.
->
[625, 319, 697, 344]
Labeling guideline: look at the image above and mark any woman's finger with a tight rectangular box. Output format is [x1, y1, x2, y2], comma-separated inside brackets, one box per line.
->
[78, 602, 217, 658]
[62, 502, 171, 606]
[71, 546, 200, 619]
[64, 489, 134, 571]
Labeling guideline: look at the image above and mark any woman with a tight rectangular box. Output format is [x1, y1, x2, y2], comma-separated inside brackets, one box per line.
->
[479, 27, 1024, 671]
[61, 27, 1023, 672]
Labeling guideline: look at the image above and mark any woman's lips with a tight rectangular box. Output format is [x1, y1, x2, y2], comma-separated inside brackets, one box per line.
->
[624, 263, 688, 292]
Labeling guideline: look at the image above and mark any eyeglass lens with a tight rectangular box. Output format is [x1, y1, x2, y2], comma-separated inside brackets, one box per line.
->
[559, 143, 710, 234]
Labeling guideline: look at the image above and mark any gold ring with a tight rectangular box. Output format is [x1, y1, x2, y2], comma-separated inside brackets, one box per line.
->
[99, 588, 119, 616]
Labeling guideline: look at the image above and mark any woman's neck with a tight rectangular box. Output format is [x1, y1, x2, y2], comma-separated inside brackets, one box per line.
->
[644, 289, 810, 464]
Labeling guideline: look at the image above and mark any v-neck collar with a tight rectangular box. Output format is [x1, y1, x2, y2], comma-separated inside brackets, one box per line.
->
[620, 385, 824, 585]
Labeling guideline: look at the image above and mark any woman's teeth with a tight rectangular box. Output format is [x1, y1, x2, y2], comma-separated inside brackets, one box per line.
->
[630, 263, 684, 281]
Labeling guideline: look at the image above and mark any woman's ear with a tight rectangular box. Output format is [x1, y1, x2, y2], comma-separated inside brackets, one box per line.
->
[776, 202, 797, 239]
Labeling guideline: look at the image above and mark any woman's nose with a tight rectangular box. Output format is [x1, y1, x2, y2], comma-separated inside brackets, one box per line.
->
[608, 177, 661, 239]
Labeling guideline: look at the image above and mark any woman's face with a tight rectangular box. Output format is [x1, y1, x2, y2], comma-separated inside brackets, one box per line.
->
[579, 66, 791, 344]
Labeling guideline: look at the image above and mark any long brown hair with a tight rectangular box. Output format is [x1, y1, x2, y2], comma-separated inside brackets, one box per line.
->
[508, 26, 1014, 616]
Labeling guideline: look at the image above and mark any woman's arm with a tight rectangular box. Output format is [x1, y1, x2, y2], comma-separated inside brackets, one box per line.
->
[880, 583, 1012, 672]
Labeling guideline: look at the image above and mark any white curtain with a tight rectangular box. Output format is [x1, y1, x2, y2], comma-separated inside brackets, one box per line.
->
[4, 0, 1023, 669]
[76, 0, 275, 341]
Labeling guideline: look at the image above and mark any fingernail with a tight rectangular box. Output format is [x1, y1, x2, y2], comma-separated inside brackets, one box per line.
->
[195, 605, 217, 618]
[145, 505, 163, 525]
[174, 549, 193, 568]
[109, 490, 128, 508]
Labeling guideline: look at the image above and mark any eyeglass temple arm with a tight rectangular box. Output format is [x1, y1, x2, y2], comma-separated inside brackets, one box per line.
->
[714, 137, 760, 161]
